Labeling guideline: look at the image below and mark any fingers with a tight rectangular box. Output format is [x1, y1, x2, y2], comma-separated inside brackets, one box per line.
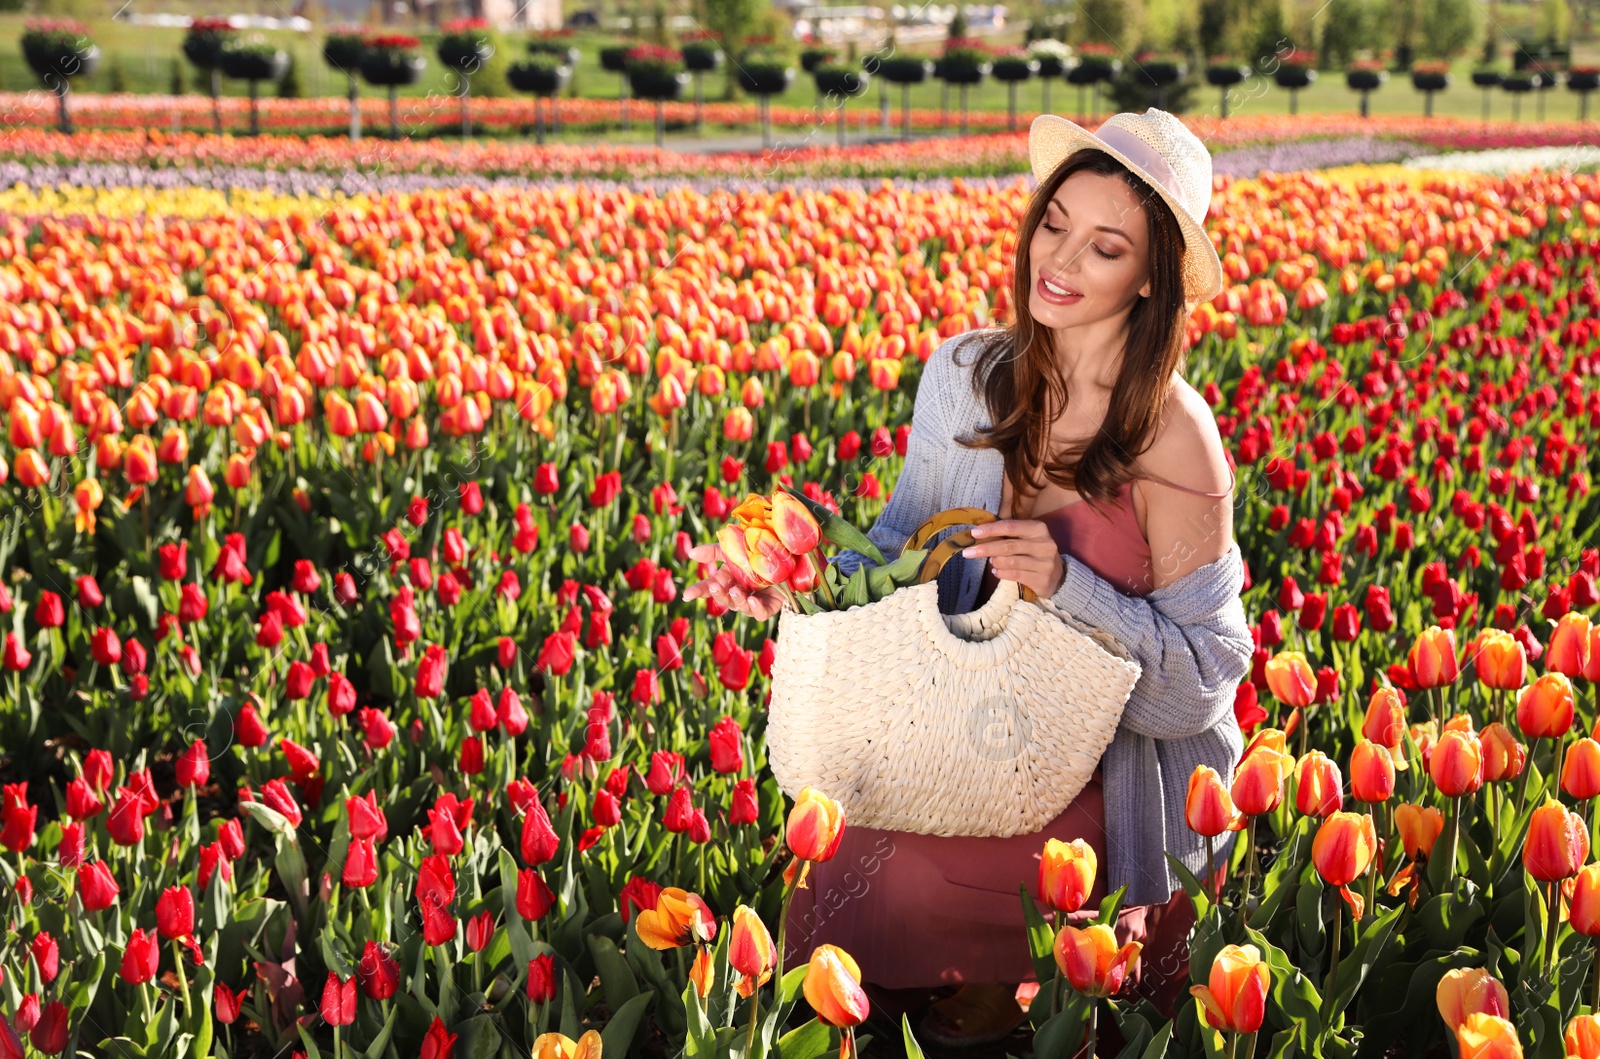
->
[686, 542, 723, 562]
[962, 537, 1055, 560]
[969, 519, 1049, 540]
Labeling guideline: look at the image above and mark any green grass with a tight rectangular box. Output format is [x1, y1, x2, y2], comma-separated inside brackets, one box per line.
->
[2, 12, 1599, 132]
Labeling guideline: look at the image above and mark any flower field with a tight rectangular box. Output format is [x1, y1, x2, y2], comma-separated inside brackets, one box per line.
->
[0, 113, 1595, 182]
[1, 136, 1600, 1059]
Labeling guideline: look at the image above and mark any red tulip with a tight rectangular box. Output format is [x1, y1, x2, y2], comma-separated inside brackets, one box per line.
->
[155, 885, 194, 940]
[358, 941, 401, 1000]
[320, 972, 357, 1026]
[118, 928, 159, 985]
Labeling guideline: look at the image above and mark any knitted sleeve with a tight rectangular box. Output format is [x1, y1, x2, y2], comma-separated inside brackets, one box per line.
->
[827, 337, 954, 577]
[1049, 539, 1253, 739]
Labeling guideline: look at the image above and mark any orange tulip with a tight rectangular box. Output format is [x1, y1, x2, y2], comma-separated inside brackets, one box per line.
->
[1478, 723, 1525, 784]
[768, 490, 822, 555]
[1294, 750, 1343, 817]
[634, 887, 718, 950]
[1189, 943, 1269, 1034]
[786, 787, 845, 863]
[1264, 650, 1316, 708]
[689, 946, 715, 999]
[1054, 923, 1141, 999]
[1429, 729, 1483, 798]
[1569, 864, 1600, 937]
[1410, 626, 1459, 688]
[123, 434, 158, 486]
[186, 465, 214, 509]
[802, 944, 870, 1028]
[1037, 837, 1097, 913]
[530, 1030, 603, 1059]
[1311, 812, 1378, 919]
[225, 452, 252, 490]
[1548, 613, 1594, 680]
[1455, 1013, 1522, 1059]
[1362, 686, 1409, 770]
[1232, 742, 1293, 817]
[1516, 673, 1575, 739]
[1394, 803, 1445, 861]
[722, 492, 815, 588]
[1563, 738, 1600, 800]
[1349, 740, 1395, 803]
[324, 392, 358, 437]
[1472, 629, 1526, 691]
[1443, 713, 1475, 735]
[73, 478, 103, 535]
[1436, 967, 1511, 1033]
[1524, 798, 1589, 882]
[1567, 1014, 1600, 1059]
[728, 905, 775, 999]
[1185, 765, 1245, 837]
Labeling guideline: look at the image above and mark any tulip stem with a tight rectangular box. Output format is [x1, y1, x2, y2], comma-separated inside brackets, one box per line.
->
[1515, 743, 1536, 820]
[1322, 896, 1341, 1020]
[1442, 795, 1462, 889]
[1086, 1001, 1098, 1058]
[1205, 834, 1218, 905]
[1548, 880, 1563, 971]
[746, 984, 760, 1056]
[171, 939, 192, 1016]
[1591, 941, 1600, 1014]
[1240, 816, 1258, 927]
[773, 869, 800, 995]
[141, 982, 155, 1026]
[1556, 736, 1569, 803]
[333, 1025, 343, 1058]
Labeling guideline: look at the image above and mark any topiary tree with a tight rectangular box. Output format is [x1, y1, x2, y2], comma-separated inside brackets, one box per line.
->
[938, 37, 992, 134]
[437, 18, 496, 138]
[508, 51, 571, 143]
[182, 16, 235, 135]
[360, 32, 426, 139]
[20, 18, 98, 133]
[624, 44, 689, 146]
[218, 38, 289, 135]
[323, 26, 369, 141]
[704, 0, 760, 101]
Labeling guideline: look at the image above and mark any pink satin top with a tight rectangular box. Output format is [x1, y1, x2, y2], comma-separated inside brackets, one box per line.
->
[976, 462, 1238, 603]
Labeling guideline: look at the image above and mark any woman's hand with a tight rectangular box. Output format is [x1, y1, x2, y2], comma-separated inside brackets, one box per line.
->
[682, 542, 788, 621]
[962, 520, 1067, 599]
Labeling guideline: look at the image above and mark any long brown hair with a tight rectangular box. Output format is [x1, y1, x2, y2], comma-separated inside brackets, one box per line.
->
[952, 148, 1190, 521]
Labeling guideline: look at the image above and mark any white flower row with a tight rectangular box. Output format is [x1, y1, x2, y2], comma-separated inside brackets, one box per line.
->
[1402, 144, 1600, 175]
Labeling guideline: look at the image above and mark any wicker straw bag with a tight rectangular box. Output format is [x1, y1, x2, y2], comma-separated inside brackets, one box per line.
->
[766, 508, 1144, 838]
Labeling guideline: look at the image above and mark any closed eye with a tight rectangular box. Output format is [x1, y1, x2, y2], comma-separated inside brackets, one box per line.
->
[1040, 223, 1120, 259]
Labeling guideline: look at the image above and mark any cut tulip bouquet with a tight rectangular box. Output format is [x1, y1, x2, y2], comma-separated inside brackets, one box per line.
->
[713, 486, 934, 614]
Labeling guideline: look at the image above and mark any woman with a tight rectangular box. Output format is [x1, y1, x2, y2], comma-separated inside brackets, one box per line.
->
[686, 110, 1255, 1048]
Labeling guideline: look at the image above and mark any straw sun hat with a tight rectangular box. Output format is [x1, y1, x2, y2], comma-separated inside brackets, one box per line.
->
[1028, 108, 1225, 309]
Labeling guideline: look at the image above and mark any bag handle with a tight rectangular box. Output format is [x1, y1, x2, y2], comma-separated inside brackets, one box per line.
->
[901, 507, 1039, 604]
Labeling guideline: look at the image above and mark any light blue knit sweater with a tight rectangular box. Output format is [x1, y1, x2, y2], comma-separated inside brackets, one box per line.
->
[827, 328, 1253, 906]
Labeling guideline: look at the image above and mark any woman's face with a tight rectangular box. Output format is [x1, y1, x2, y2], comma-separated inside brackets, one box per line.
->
[1027, 169, 1152, 331]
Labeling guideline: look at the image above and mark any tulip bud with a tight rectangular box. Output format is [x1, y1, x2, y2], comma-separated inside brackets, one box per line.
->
[1349, 740, 1395, 803]
[1185, 764, 1244, 837]
[1037, 837, 1097, 913]
[1478, 723, 1526, 784]
[1429, 729, 1484, 798]
[802, 944, 870, 1028]
[1516, 673, 1575, 740]
[786, 787, 844, 863]
[1294, 751, 1343, 817]
[1524, 798, 1589, 882]
[1054, 923, 1141, 999]
[1189, 944, 1270, 1034]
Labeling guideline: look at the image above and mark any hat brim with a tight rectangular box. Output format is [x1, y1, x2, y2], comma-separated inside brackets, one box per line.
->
[1027, 113, 1224, 309]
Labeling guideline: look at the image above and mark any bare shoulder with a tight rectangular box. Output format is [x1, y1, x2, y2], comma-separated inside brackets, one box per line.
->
[1139, 376, 1232, 494]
